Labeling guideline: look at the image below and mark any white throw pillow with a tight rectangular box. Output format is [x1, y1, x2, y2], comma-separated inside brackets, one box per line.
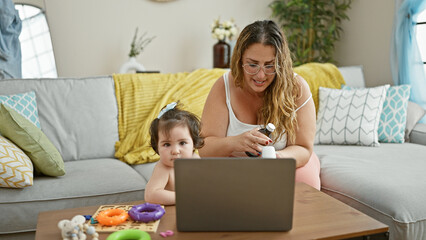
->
[315, 85, 389, 146]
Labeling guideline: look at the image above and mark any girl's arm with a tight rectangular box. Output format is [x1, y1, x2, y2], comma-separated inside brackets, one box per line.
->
[144, 163, 175, 205]
[276, 75, 316, 168]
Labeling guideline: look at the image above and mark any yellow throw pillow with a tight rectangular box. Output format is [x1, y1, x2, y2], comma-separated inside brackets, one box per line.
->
[0, 104, 65, 176]
[0, 135, 33, 188]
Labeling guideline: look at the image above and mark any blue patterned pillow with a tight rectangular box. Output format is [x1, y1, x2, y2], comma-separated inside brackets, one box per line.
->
[342, 85, 410, 143]
[0, 91, 41, 128]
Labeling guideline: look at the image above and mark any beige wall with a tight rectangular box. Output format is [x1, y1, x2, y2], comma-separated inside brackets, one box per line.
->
[14, 0, 395, 87]
[334, 0, 395, 87]
[35, 0, 271, 77]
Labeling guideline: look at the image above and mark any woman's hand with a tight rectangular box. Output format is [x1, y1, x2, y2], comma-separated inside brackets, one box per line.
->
[200, 75, 273, 157]
[232, 128, 273, 156]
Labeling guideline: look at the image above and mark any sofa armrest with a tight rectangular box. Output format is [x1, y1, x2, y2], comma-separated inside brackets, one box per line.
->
[410, 123, 426, 146]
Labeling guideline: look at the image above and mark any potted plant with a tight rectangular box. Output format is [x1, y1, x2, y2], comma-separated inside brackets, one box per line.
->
[119, 28, 156, 73]
[269, 0, 352, 66]
[128, 27, 156, 59]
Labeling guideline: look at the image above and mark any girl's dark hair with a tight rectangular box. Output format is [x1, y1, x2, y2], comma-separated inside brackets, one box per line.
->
[149, 103, 204, 154]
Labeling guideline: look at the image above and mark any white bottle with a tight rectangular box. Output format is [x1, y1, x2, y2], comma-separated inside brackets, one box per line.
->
[246, 123, 276, 157]
[261, 146, 276, 158]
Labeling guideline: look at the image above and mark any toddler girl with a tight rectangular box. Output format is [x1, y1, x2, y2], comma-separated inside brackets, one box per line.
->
[144, 102, 204, 205]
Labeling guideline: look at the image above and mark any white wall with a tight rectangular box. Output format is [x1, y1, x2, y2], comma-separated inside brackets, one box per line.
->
[14, 0, 395, 87]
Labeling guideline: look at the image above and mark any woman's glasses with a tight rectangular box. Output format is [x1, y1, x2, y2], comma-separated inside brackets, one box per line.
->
[242, 63, 276, 75]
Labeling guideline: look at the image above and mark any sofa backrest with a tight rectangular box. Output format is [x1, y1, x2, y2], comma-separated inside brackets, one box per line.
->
[337, 65, 366, 88]
[0, 76, 119, 161]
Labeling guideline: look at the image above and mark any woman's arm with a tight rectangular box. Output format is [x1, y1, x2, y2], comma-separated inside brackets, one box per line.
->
[199, 77, 268, 157]
[199, 77, 234, 156]
[144, 163, 175, 205]
[276, 75, 316, 168]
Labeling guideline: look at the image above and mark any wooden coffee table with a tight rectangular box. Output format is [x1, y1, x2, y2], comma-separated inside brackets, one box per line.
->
[35, 182, 388, 240]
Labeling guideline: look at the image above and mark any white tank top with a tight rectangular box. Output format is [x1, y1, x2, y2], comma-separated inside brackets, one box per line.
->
[224, 71, 311, 150]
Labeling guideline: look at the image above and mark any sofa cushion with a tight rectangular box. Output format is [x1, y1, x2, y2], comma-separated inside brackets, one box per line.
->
[337, 65, 366, 88]
[0, 91, 40, 128]
[132, 161, 157, 182]
[0, 135, 33, 188]
[0, 158, 147, 234]
[0, 104, 65, 176]
[315, 85, 389, 146]
[0, 76, 119, 162]
[315, 143, 426, 240]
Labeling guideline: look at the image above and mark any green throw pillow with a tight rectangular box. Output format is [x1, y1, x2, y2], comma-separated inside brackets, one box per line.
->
[0, 104, 65, 176]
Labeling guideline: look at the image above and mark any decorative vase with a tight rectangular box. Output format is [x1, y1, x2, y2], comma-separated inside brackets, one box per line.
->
[213, 40, 231, 68]
[119, 57, 146, 73]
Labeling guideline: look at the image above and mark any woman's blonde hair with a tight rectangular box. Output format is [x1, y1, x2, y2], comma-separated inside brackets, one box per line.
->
[230, 20, 300, 143]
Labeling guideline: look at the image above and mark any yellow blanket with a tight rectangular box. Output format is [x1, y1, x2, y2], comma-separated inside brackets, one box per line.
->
[294, 62, 345, 114]
[113, 68, 227, 164]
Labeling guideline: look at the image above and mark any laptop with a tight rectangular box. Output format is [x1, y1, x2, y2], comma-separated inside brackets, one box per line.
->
[174, 157, 296, 232]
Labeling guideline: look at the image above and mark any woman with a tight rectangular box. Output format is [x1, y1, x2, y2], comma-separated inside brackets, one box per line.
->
[199, 20, 320, 189]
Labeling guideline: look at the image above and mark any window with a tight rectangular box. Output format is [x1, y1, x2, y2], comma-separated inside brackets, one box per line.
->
[14, 4, 57, 78]
[416, 9, 426, 73]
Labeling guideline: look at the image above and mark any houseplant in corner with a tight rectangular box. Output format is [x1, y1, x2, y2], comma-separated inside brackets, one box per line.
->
[269, 0, 352, 66]
[119, 27, 156, 73]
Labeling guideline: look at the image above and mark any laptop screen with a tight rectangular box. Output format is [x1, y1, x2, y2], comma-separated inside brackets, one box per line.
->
[174, 157, 296, 232]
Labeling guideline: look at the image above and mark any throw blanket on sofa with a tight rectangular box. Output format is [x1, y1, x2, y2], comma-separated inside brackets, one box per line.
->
[294, 62, 345, 114]
[113, 68, 227, 164]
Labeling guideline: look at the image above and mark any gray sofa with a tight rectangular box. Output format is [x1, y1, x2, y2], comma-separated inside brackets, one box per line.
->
[316, 66, 426, 240]
[1, 70, 426, 240]
[0, 76, 157, 240]
[316, 143, 426, 240]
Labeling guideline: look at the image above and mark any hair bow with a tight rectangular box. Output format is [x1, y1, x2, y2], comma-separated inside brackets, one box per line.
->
[157, 102, 177, 119]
